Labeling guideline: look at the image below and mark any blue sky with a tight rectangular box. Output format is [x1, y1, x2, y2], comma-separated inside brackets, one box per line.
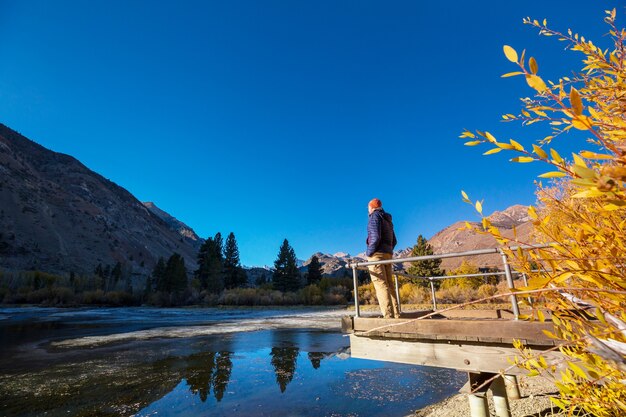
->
[0, 1, 621, 266]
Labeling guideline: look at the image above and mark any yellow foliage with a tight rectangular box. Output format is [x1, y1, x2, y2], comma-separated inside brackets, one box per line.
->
[440, 260, 482, 290]
[462, 9, 626, 416]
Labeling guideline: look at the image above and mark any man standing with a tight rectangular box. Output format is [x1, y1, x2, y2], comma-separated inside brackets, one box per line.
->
[366, 198, 400, 319]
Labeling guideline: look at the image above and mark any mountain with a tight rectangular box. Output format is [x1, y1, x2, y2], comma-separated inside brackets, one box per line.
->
[0, 123, 199, 276]
[143, 202, 203, 251]
[300, 252, 365, 278]
[427, 204, 534, 271]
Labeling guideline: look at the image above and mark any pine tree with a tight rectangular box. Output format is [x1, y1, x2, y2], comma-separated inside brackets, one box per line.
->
[164, 253, 187, 293]
[407, 235, 443, 287]
[152, 257, 167, 293]
[306, 255, 323, 285]
[196, 237, 224, 294]
[223, 232, 246, 288]
[273, 239, 301, 292]
[111, 261, 122, 289]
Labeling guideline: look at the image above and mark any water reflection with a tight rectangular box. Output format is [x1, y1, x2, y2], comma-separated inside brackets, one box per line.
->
[270, 346, 300, 393]
[308, 351, 327, 369]
[184, 351, 233, 402]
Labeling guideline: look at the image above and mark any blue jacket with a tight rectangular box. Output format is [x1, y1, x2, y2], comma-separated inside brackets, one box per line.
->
[366, 208, 397, 256]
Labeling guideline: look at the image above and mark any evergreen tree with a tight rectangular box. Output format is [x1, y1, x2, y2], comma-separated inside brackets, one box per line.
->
[151, 257, 167, 293]
[407, 235, 443, 287]
[164, 253, 188, 293]
[255, 272, 267, 287]
[111, 261, 122, 290]
[306, 255, 323, 285]
[214, 232, 223, 256]
[223, 232, 246, 289]
[196, 237, 224, 294]
[272, 239, 301, 292]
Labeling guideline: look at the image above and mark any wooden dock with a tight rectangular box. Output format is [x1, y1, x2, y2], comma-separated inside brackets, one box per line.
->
[342, 310, 562, 417]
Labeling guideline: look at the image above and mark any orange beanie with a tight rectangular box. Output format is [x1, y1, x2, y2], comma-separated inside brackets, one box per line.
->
[368, 198, 382, 209]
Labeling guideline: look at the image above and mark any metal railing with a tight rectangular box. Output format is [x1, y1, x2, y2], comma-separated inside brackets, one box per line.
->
[348, 244, 550, 320]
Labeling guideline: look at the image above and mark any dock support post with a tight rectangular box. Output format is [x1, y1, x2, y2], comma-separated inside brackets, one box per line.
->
[466, 372, 492, 417]
[491, 375, 511, 417]
[504, 375, 521, 400]
[468, 392, 489, 417]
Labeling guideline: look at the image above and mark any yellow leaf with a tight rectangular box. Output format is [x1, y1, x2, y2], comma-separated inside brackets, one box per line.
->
[580, 151, 612, 160]
[571, 164, 596, 179]
[475, 200, 483, 214]
[501, 71, 524, 78]
[511, 156, 535, 163]
[572, 189, 605, 198]
[571, 115, 591, 130]
[570, 87, 583, 115]
[485, 132, 497, 143]
[528, 206, 538, 219]
[537, 309, 545, 322]
[461, 190, 469, 200]
[572, 153, 586, 167]
[483, 148, 502, 155]
[496, 142, 514, 150]
[550, 148, 563, 164]
[568, 362, 588, 380]
[464, 141, 482, 146]
[529, 57, 538, 74]
[526, 74, 548, 92]
[538, 171, 566, 178]
[532, 145, 548, 159]
[509, 139, 524, 151]
[503, 45, 518, 63]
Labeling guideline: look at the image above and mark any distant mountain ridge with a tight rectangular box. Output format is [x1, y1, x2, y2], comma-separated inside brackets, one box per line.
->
[300, 205, 534, 276]
[143, 202, 203, 251]
[0, 123, 198, 276]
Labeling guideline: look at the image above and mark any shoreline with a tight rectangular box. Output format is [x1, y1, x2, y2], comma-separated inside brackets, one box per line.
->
[411, 375, 565, 417]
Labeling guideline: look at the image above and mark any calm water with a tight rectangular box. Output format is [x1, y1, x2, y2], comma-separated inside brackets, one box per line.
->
[0, 307, 464, 417]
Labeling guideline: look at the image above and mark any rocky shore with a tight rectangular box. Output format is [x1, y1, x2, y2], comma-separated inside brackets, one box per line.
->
[413, 375, 565, 417]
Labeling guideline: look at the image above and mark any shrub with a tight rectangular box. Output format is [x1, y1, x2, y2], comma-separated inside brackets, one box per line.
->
[399, 283, 429, 304]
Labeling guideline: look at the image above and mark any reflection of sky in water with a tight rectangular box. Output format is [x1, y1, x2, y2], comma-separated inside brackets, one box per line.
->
[0, 308, 464, 417]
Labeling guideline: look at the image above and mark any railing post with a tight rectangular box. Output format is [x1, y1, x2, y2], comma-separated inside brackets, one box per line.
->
[352, 265, 360, 317]
[429, 278, 437, 311]
[500, 250, 520, 320]
[521, 273, 533, 306]
[393, 274, 401, 314]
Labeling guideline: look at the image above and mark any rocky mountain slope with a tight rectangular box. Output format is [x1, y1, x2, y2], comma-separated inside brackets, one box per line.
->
[428, 204, 534, 270]
[143, 202, 203, 251]
[0, 124, 198, 276]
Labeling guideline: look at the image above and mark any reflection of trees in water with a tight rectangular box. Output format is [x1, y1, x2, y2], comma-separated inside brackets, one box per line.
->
[213, 352, 233, 401]
[307, 352, 326, 369]
[270, 346, 299, 393]
[184, 351, 233, 402]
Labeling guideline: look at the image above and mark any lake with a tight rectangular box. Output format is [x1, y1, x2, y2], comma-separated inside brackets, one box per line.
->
[0, 307, 464, 417]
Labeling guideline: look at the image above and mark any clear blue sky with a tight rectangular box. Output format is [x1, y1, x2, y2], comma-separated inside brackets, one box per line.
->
[0, 1, 620, 266]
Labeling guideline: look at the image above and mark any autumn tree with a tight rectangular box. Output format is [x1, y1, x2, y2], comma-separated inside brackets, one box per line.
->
[439, 260, 481, 290]
[460, 9, 626, 415]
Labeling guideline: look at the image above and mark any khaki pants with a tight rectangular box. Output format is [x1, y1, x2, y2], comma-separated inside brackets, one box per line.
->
[367, 252, 400, 318]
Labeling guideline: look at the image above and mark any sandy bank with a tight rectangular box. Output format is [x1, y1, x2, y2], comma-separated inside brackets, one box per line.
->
[413, 375, 565, 417]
